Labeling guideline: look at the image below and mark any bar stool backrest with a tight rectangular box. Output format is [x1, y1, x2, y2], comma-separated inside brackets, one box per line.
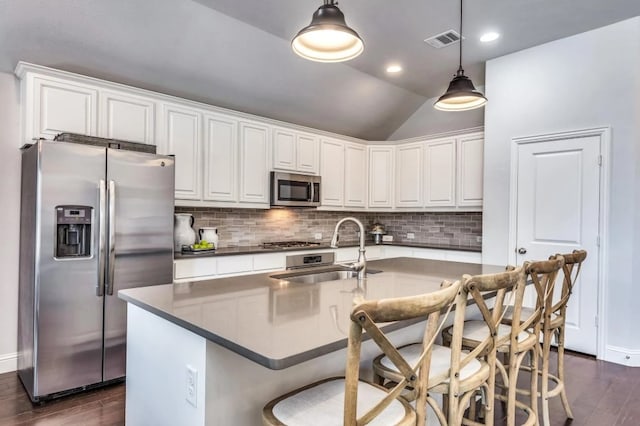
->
[344, 280, 461, 425]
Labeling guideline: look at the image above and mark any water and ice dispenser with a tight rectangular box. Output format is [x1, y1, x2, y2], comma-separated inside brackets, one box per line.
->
[55, 205, 92, 258]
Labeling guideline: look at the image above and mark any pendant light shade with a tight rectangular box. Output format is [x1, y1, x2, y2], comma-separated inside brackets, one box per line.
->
[434, 67, 487, 111]
[434, 0, 487, 111]
[292, 1, 364, 63]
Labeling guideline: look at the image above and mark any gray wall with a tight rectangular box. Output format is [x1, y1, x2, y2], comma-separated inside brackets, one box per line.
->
[482, 17, 640, 361]
[0, 72, 21, 372]
[388, 89, 485, 140]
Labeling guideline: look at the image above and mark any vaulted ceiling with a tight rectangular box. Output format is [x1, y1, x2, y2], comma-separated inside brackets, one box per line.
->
[1, 0, 639, 140]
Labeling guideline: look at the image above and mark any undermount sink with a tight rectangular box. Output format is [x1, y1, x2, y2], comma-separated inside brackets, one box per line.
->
[270, 268, 382, 285]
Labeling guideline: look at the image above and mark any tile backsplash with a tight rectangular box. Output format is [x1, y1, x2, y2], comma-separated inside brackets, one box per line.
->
[175, 207, 482, 249]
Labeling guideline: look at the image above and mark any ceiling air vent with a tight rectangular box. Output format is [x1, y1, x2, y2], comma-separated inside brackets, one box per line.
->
[424, 30, 461, 49]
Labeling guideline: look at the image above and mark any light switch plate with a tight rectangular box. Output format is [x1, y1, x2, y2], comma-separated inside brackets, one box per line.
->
[382, 235, 393, 242]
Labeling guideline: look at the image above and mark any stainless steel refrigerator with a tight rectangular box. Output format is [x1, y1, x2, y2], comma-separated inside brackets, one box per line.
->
[18, 139, 175, 402]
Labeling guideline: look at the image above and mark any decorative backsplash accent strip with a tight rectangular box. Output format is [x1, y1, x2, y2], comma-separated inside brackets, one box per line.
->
[175, 207, 482, 249]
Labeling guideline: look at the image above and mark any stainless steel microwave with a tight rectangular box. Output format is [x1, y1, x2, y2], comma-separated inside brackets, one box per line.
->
[270, 172, 321, 207]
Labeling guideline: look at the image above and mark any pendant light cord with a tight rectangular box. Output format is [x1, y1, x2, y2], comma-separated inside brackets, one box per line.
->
[458, 0, 463, 74]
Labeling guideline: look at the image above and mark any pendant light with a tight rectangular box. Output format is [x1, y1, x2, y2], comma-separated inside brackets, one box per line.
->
[292, 0, 364, 63]
[434, 0, 487, 111]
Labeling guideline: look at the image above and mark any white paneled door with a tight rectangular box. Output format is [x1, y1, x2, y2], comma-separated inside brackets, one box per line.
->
[515, 133, 601, 355]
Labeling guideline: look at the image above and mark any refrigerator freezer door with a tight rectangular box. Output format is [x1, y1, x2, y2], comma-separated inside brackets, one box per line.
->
[103, 149, 175, 381]
[35, 142, 106, 397]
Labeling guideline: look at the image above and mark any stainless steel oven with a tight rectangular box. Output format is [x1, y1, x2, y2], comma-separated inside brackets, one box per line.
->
[270, 172, 321, 207]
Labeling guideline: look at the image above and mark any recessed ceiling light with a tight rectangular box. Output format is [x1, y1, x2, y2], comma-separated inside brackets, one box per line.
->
[386, 64, 403, 73]
[480, 32, 500, 43]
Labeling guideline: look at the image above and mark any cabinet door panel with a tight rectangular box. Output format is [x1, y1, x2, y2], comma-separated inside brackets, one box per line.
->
[344, 143, 367, 207]
[99, 91, 155, 144]
[239, 121, 270, 204]
[161, 104, 202, 200]
[204, 114, 237, 202]
[424, 139, 456, 207]
[34, 77, 98, 138]
[272, 128, 296, 171]
[395, 143, 423, 207]
[296, 134, 319, 174]
[457, 134, 484, 206]
[368, 146, 394, 208]
[320, 139, 345, 206]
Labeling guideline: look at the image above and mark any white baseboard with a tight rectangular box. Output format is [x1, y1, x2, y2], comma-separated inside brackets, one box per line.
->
[0, 352, 17, 374]
[603, 345, 640, 367]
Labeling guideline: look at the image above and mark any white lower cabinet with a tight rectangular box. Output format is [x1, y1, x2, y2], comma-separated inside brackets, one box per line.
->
[217, 255, 254, 276]
[173, 245, 479, 281]
[253, 253, 286, 271]
[174, 257, 217, 281]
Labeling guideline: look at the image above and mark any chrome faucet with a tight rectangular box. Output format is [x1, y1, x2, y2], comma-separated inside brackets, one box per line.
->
[330, 217, 367, 280]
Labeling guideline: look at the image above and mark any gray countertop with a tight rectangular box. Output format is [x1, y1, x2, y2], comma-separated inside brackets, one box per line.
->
[119, 257, 502, 370]
[174, 241, 481, 259]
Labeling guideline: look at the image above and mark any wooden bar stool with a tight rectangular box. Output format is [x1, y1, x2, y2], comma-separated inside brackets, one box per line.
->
[441, 259, 563, 426]
[262, 280, 461, 426]
[503, 250, 587, 426]
[372, 265, 527, 425]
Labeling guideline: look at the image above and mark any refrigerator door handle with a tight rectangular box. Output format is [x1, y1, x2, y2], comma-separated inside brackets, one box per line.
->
[107, 180, 116, 296]
[97, 180, 107, 296]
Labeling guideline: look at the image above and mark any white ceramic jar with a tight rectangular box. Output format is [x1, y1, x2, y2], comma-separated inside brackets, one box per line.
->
[198, 227, 219, 248]
[174, 213, 196, 251]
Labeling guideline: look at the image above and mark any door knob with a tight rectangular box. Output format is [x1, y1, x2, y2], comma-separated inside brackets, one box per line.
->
[518, 247, 527, 254]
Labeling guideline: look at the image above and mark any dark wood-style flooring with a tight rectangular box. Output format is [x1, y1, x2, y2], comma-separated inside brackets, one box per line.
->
[0, 351, 639, 425]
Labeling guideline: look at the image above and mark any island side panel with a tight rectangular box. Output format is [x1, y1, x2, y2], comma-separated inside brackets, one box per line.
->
[203, 321, 427, 426]
[126, 304, 207, 426]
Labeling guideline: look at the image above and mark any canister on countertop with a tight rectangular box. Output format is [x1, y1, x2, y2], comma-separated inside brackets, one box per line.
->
[370, 223, 386, 244]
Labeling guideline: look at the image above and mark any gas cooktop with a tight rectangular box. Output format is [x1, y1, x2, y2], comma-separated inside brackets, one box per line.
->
[261, 241, 322, 249]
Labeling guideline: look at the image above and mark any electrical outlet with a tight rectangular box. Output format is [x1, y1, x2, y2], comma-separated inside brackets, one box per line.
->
[314, 232, 322, 240]
[407, 232, 415, 240]
[476, 236, 482, 243]
[186, 365, 197, 407]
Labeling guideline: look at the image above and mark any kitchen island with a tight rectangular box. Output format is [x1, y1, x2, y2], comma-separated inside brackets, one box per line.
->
[119, 257, 503, 426]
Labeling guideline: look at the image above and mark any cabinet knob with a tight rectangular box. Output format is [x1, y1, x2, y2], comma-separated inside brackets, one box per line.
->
[517, 247, 527, 255]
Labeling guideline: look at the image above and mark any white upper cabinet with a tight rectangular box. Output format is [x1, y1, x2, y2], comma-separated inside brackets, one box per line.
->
[27, 75, 98, 140]
[99, 90, 155, 144]
[15, 63, 483, 212]
[319, 139, 367, 209]
[272, 128, 318, 174]
[395, 142, 423, 207]
[296, 133, 319, 174]
[203, 113, 238, 203]
[368, 146, 394, 208]
[239, 121, 270, 205]
[159, 102, 202, 200]
[424, 138, 456, 207]
[344, 143, 367, 207]
[457, 133, 484, 207]
[319, 138, 345, 207]
[272, 128, 296, 171]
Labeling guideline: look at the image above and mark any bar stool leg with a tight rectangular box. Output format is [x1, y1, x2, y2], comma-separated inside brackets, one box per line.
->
[556, 326, 574, 419]
[541, 332, 552, 426]
[529, 345, 540, 425]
